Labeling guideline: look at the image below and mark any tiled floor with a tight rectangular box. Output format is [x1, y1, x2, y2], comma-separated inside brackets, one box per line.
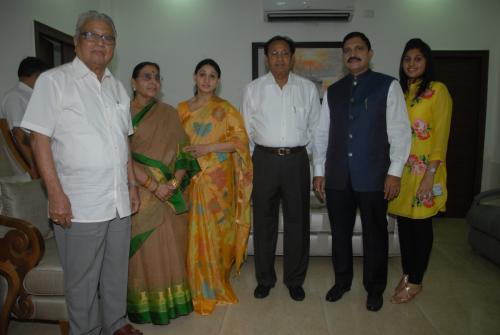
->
[8, 218, 500, 335]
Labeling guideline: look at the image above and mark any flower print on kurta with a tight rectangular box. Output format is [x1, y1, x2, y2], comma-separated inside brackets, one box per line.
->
[389, 81, 452, 219]
[177, 96, 253, 315]
[412, 119, 431, 140]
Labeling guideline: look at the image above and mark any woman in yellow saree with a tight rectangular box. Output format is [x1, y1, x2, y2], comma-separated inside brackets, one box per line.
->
[178, 59, 253, 315]
[127, 62, 200, 324]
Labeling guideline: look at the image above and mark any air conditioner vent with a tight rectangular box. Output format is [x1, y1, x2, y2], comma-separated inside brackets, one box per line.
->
[266, 10, 352, 22]
[264, 0, 354, 22]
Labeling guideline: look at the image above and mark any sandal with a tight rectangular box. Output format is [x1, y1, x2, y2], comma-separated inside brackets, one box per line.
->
[113, 324, 144, 335]
[394, 274, 408, 293]
[390, 283, 422, 304]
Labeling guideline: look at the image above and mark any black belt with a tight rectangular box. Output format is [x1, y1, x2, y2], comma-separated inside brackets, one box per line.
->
[256, 145, 305, 156]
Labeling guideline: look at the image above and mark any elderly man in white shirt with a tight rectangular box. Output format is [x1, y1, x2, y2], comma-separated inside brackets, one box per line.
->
[242, 35, 321, 302]
[1, 56, 48, 178]
[21, 11, 142, 335]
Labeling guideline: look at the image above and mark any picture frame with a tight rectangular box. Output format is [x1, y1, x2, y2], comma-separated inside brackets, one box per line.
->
[252, 41, 344, 96]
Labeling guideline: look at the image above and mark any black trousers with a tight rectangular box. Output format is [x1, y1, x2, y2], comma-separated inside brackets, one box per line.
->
[396, 216, 433, 284]
[325, 182, 388, 295]
[252, 146, 310, 287]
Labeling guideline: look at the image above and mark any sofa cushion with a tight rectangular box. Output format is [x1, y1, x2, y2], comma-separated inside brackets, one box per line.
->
[0, 129, 28, 177]
[0, 173, 30, 213]
[24, 238, 64, 296]
[310, 192, 326, 209]
[468, 205, 500, 241]
[0, 178, 53, 239]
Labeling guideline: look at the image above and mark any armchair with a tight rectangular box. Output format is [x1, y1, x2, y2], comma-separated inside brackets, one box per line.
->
[0, 215, 44, 333]
[0, 118, 68, 335]
[467, 188, 500, 266]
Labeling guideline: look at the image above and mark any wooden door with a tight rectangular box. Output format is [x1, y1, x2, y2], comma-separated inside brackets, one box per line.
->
[34, 21, 74, 68]
[432, 51, 488, 217]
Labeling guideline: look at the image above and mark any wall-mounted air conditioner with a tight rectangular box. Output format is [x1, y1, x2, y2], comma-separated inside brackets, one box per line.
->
[264, 0, 355, 22]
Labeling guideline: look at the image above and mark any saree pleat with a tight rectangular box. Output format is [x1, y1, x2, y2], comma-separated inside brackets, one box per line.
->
[178, 96, 253, 315]
[127, 101, 199, 324]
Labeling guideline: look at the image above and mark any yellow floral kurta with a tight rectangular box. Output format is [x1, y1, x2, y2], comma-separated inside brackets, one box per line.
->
[389, 81, 452, 219]
[177, 96, 253, 315]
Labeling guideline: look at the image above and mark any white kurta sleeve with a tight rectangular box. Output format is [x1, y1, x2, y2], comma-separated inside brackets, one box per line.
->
[386, 80, 411, 177]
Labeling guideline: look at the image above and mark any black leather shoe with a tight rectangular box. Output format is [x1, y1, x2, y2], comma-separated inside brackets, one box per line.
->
[288, 286, 305, 301]
[254, 284, 272, 299]
[366, 294, 383, 311]
[325, 285, 350, 302]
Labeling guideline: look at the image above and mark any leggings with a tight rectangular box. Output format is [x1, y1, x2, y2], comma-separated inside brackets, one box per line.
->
[397, 216, 433, 285]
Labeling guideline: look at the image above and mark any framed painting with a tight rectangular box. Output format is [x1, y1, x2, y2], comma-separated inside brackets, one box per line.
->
[252, 41, 344, 96]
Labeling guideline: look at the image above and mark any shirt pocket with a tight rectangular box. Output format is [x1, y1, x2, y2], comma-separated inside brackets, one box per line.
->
[294, 106, 308, 131]
[114, 103, 131, 135]
[57, 105, 91, 135]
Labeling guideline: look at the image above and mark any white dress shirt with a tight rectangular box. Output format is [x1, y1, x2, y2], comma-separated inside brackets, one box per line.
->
[312, 80, 411, 178]
[21, 57, 133, 222]
[1, 81, 33, 130]
[241, 72, 321, 151]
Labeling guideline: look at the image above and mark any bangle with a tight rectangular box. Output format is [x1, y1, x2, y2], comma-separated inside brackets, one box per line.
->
[143, 175, 152, 188]
[427, 166, 437, 174]
[170, 177, 179, 189]
[151, 181, 159, 193]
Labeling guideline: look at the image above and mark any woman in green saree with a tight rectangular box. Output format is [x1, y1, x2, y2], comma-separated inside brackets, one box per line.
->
[126, 62, 199, 324]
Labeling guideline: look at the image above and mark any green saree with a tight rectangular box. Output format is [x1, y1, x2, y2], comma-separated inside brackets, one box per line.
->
[127, 100, 200, 324]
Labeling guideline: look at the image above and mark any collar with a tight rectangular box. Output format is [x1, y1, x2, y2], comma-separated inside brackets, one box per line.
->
[409, 79, 423, 88]
[265, 71, 297, 86]
[72, 56, 112, 81]
[349, 69, 372, 81]
[16, 81, 33, 93]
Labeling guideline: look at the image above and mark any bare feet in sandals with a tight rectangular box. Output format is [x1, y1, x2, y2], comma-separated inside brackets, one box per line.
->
[391, 282, 422, 304]
[394, 274, 408, 294]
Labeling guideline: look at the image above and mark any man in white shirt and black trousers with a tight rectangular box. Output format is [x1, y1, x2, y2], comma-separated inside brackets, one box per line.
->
[312, 32, 411, 312]
[242, 35, 321, 301]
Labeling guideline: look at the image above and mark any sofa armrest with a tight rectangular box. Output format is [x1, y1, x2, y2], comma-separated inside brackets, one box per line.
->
[0, 214, 45, 333]
[472, 188, 500, 205]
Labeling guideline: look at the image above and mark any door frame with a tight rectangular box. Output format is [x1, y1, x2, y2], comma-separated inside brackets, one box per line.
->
[433, 50, 488, 207]
[34, 21, 74, 67]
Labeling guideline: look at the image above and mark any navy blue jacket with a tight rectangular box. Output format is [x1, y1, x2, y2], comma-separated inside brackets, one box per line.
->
[325, 70, 395, 192]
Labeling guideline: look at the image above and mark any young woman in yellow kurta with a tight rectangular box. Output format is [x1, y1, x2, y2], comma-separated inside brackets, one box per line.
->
[388, 39, 452, 304]
[177, 59, 253, 315]
[388, 38, 452, 304]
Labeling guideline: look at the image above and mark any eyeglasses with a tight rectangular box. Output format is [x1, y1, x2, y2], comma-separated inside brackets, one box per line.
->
[79, 31, 116, 45]
[138, 73, 163, 82]
[269, 50, 291, 57]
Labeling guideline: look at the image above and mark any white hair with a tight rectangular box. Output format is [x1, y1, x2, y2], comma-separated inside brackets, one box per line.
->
[74, 10, 117, 38]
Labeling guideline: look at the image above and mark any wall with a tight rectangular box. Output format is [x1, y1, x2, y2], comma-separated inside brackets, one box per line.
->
[0, 0, 499, 189]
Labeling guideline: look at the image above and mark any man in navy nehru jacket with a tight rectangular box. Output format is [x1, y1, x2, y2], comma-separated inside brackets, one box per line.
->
[312, 32, 411, 311]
